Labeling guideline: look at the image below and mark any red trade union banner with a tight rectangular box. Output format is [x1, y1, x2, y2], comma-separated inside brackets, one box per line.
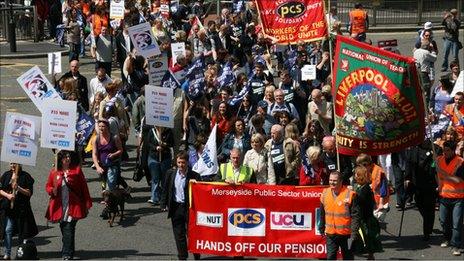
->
[188, 182, 328, 258]
[255, 0, 327, 44]
[333, 35, 425, 156]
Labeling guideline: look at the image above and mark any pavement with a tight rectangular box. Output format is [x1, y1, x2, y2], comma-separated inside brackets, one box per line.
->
[0, 24, 445, 59]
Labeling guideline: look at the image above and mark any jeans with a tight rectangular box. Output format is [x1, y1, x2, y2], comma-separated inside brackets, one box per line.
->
[106, 164, 121, 191]
[439, 198, 464, 247]
[3, 217, 14, 256]
[60, 220, 77, 258]
[148, 155, 171, 203]
[442, 39, 459, 70]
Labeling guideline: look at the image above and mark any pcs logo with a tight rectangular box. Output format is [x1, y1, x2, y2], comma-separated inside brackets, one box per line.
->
[227, 208, 265, 237]
[276, 1, 306, 19]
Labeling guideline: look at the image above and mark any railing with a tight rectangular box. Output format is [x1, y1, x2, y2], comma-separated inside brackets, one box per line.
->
[331, 0, 462, 26]
[0, 3, 37, 42]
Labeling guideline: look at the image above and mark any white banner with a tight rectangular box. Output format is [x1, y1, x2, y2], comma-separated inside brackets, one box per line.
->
[17, 66, 62, 113]
[145, 85, 174, 128]
[128, 22, 161, 58]
[48, 52, 62, 75]
[41, 99, 77, 150]
[1, 112, 41, 166]
[171, 42, 186, 65]
[193, 124, 219, 176]
[148, 54, 169, 86]
[110, 0, 125, 19]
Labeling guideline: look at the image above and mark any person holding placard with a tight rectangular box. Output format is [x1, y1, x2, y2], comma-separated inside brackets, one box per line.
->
[0, 163, 38, 260]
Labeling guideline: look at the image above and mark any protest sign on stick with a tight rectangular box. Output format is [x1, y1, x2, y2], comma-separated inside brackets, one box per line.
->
[148, 54, 169, 86]
[171, 42, 186, 65]
[128, 22, 161, 58]
[145, 85, 174, 128]
[48, 52, 62, 75]
[41, 99, 77, 151]
[1, 112, 41, 166]
[110, 0, 125, 19]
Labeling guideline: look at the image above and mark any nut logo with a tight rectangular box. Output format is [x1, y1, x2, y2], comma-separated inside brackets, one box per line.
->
[228, 209, 263, 228]
[151, 61, 163, 68]
[276, 1, 306, 19]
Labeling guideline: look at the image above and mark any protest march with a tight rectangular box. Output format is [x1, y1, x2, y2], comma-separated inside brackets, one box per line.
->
[0, 0, 463, 260]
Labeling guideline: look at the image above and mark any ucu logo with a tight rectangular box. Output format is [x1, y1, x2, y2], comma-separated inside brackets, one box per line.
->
[270, 212, 312, 230]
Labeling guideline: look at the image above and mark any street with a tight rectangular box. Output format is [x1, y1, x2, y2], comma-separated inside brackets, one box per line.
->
[0, 30, 463, 259]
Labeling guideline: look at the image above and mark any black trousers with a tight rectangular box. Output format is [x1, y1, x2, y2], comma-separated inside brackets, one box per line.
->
[171, 202, 188, 260]
[60, 220, 77, 258]
[326, 234, 353, 260]
[415, 187, 437, 236]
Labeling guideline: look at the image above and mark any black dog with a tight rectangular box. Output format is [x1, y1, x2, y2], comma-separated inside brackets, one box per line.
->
[102, 189, 131, 227]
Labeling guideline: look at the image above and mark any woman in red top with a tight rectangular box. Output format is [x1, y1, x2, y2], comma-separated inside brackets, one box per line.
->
[211, 101, 234, 144]
[45, 151, 92, 260]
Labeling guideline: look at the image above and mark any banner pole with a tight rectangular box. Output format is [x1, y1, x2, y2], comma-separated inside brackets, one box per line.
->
[325, 0, 341, 170]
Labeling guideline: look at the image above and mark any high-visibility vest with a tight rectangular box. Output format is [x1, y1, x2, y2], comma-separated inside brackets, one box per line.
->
[321, 186, 355, 235]
[93, 14, 109, 37]
[349, 9, 367, 34]
[437, 155, 464, 199]
[370, 164, 389, 206]
[220, 163, 253, 183]
[443, 104, 464, 137]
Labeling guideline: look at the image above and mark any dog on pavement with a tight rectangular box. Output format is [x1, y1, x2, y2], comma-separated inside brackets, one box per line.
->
[102, 188, 131, 227]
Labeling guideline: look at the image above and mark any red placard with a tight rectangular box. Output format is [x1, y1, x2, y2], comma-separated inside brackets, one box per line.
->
[160, 0, 170, 19]
[255, 0, 327, 44]
[188, 182, 328, 258]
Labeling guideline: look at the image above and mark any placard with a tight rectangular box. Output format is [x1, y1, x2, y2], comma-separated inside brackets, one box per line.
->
[17, 66, 62, 113]
[128, 22, 161, 58]
[76, 112, 95, 145]
[171, 42, 186, 65]
[1, 112, 41, 166]
[148, 54, 169, 86]
[110, 0, 125, 19]
[48, 52, 62, 74]
[41, 99, 77, 150]
[301, 65, 316, 81]
[145, 85, 174, 128]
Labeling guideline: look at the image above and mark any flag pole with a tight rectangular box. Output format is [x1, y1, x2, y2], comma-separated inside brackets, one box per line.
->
[325, 0, 341, 170]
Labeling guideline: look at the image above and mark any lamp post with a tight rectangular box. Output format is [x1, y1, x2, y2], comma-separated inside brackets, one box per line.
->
[7, 0, 16, 52]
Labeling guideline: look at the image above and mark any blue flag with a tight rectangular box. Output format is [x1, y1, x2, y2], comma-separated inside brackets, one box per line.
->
[184, 56, 205, 81]
[228, 80, 251, 106]
[161, 70, 181, 89]
[284, 48, 298, 71]
[217, 62, 236, 88]
[76, 112, 95, 145]
[187, 77, 205, 100]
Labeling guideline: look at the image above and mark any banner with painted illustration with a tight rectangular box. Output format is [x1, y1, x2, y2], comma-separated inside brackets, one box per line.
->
[255, 0, 327, 44]
[188, 182, 327, 258]
[333, 35, 425, 156]
[145, 85, 174, 128]
[17, 66, 62, 113]
[41, 99, 77, 150]
[1, 112, 41, 166]
[110, 0, 125, 19]
[148, 54, 169, 86]
[128, 22, 161, 59]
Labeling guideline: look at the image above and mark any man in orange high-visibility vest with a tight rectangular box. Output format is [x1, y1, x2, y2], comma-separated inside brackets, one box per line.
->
[437, 140, 464, 256]
[318, 171, 361, 260]
[348, 3, 369, 42]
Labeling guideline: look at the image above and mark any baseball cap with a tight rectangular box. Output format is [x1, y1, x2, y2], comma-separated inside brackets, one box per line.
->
[424, 21, 433, 30]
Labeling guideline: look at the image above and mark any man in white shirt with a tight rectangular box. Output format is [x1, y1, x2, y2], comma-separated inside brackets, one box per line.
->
[88, 67, 112, 105]
[307, 89, 333, 135]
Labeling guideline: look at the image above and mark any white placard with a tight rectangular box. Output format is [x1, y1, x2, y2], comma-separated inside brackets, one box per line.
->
[301, 64, 317, 81]
[110, 19, 121, 30]
[41, 99, 77, 150]
[1, 112, 41, 166]
[145, 85, 174, 128]
[128, 22, 161, 58]
[48, 52, 62, 74]
[17, 66, 62, 113]
[148, 54, 169, 86]
[171, 42, 186, 65]
[450, 70, 464, 97]
[110, 0, 125, 19]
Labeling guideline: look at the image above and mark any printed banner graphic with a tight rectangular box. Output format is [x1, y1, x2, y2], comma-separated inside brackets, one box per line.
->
[333, 35, 425, 156]
[188, 183, 327, 258]
[41, 99, 77, 150]
[1, 112, 41, 166]
[17, 66, 62, 113]
[255, 0, 327, 44]
[148, 54, 169, 86]
[128, 22, 161, 58]
[145, 85, 174, 128]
